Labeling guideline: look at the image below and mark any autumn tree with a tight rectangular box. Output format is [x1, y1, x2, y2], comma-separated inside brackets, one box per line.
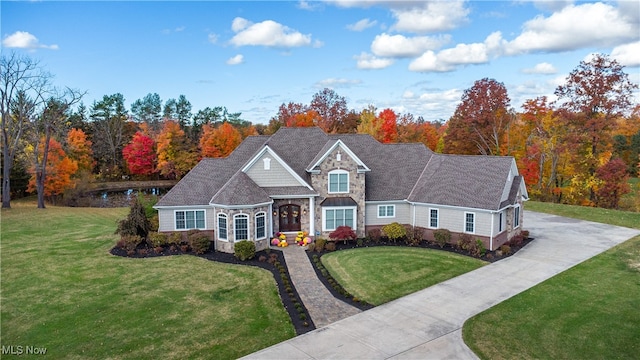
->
[444, 78, 513, 155]
[199, 122, 242, 158]
[310, 88, 348, 133]
[123, 132, 157, 177]
[554, 54, 638, 202]
[66, 128, 94, 174]
[1, 53, 53, 208]
[27, 137, 78, 203]
[156, 120, 197, 179]
[378, 108, 398, 143]
[594, 158, 630, 209]
[356, 105, 380, 139]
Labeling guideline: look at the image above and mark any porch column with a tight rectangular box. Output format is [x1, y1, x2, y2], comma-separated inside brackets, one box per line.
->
[309, 196, 315, 236]
[269, 202, 274, 237]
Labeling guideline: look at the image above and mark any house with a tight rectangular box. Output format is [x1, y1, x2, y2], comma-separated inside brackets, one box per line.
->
[154, 127, 528, 253]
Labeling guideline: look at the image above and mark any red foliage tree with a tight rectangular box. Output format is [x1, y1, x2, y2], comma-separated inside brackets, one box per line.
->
[595, 158, 630, 209]
[199, 122, 242, 158]
[123, 132, 157, 176]
[378, 108, 398, 143]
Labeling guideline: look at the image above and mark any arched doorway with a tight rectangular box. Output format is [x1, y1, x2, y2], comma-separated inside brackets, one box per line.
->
[279, 204, 301, 232]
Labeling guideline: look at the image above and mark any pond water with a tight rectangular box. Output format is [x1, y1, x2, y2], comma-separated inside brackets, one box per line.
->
[68, 188, 169, 208]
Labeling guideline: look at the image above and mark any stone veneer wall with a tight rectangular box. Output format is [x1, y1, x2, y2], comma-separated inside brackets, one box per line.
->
[311, 146, 366, 238]
[214, 205, 270, 254]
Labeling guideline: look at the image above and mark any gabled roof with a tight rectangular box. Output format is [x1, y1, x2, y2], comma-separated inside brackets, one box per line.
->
[210, 172, 271, 207]
[306, 139, 370, 173]
[407, 154, 515, 211]
[242, 145, 314, 190]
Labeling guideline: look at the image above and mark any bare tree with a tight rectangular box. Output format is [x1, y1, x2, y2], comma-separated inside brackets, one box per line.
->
[1, 53, 53, 208]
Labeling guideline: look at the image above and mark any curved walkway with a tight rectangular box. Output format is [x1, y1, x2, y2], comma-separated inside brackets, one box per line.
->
[244, 211, 640, 359]
[282, 245, 361, 328]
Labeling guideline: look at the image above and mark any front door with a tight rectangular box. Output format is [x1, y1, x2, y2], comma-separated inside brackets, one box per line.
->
[279, 204, 301, 232]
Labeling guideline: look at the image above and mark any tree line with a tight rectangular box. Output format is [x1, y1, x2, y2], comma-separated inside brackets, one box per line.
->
[2, 52, 638, 210]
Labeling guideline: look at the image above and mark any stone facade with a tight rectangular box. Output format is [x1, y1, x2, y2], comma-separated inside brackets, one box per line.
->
[213, 205, 270, 253]
[311, 146, 366, 238]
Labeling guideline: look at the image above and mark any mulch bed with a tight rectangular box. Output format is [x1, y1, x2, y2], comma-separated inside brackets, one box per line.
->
[110, 246, 316, 335]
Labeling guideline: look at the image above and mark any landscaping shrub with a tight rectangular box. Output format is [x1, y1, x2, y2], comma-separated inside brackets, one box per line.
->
[510, 234, 524, 246]
[457, 233, 473, 251]
[148, 232, 167, 247]
[234, 240, 256, 261]
[500, 244, 511, 255]
[189, 231, 210, 254]
[382, 222, 406, 243]
[324, 241, 336, 252]
[469, 239, 486, 258]
[167, 232, 182, 245]
[314, 238, 327, 252]
[367, 228, 382, 243]
[115, 199, 152, 239]
[329, 226, 357, 244]
[433, 228, 451, 248]
[404, 225, 422, 246]
[120, 234, 142, 252]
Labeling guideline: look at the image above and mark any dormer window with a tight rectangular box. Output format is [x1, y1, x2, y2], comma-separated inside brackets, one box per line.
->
[328, 170, 349, 193]
[263, 157, 271, 170]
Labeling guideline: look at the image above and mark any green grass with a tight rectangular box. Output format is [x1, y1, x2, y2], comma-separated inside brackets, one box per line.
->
[1, 201, 295, 359]
[526, 200, 640, 229]
[321, 247, 486, 306]
[463, 234, 640, 360]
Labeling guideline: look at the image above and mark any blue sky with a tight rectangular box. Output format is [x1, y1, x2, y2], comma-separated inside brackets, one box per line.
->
[2, 0, 639, 124]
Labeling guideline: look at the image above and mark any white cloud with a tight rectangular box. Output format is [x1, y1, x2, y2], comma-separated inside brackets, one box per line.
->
[370, 33, 449, 58]
[408, 33, 500, 72]
[522, 62, 557, 74]
[611, 41, 640, 67]
[391, 1, 469, 33]
[226, 54, 244, 65]
[347, 18, 377, 31]
[505, 3, 638, 55]
[354, 52, 394, 69]
[208, 33, 218, 44]
[528, 0, 573, 12]
[315, 78, 362, 88]
[230, 17, 312, 48]
[2, 31, 58, 50]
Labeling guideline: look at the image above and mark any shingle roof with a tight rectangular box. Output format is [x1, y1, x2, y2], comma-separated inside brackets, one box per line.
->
[210, 172, 271, 206]
[156, 127, 519, 211]
[407, 154, 514, 210]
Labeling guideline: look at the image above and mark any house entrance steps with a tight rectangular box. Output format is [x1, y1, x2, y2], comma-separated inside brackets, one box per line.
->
[280, 244, 361, 328]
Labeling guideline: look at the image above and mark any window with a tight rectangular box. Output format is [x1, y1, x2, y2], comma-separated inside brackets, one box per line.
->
[514, 206, 520, 228]
[464, 212, 475, 233]
[324, 207, 355, 231]
[263, 157, 271, 170]
[377, 205, 395, 218]
[255, 212, 266, 239]
[328, 170, 349, 193]
[175, 210, 205, 230]
[429, 208, 439, 228]
[234, 214, 249, 242]
[498, 211, 504, 232]
[218, 213, 227, 240]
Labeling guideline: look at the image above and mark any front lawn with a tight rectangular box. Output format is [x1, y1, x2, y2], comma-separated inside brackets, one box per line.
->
[525, 200, 640, 229]
[321, 247, 486, 306]
[463, 234, 640, 360]
[0, 202, 295, 359]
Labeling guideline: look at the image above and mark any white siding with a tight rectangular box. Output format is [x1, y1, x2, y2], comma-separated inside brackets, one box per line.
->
[414, 205, 492, 237]
[245, 152, 301, 187]
[365, 202, 411, 225]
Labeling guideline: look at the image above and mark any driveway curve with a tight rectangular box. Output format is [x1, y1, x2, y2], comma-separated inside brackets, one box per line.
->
[243, 211, 640, 359]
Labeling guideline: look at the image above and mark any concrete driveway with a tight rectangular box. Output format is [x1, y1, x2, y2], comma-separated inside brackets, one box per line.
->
[242, 211, 640, 359]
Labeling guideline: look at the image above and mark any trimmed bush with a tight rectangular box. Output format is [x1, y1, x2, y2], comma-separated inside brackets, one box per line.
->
[234, 240, 256, 261]
[500, 244, 511, 255]
[382, 222, 406, 243]
[367, 228, 382, 243]
[324, 241, 336, 252]
[404, 226, 423, 246]
[314, 238, 327, 252]
[148, 232, 168, 247]
[189, 232, 210, 254]
[167, 232, 182, 245]
[457, 233, 473, 251]
[120, 235, 142, 252]
[469, 239, 486, 258]
[433, 229, 451, 248]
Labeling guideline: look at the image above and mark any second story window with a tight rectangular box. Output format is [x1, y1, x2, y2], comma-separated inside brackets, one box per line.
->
[328, 170, 349, 193]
